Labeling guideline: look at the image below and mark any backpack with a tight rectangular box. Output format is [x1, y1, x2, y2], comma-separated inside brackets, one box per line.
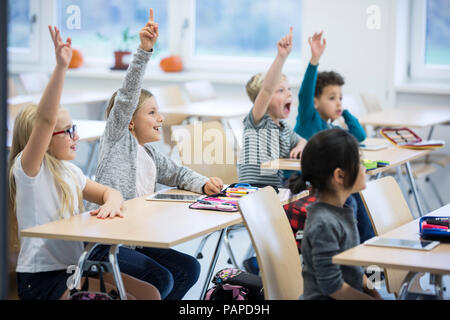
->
[283, 194, 317, 254]
[205, 268, 264, 300]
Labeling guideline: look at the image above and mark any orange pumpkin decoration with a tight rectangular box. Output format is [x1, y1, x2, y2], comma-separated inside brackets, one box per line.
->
[160, 55, 183, 72]
[69, 49, 84, 69]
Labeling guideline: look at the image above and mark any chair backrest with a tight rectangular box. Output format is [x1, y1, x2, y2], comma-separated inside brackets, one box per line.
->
[19, 72, 49, 94]
[171, 121, 238, 184]
[238, 187, 303, 300]
[8, 77, 18, 97]
[184, 80, 216, 102]
[360, 91, 382, 114]
[360, 176, 413, 235]
[360, 176, 414, 296]
[151, 85, 186, 108]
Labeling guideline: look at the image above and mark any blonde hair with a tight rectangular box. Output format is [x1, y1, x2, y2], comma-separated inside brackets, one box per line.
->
[245, 72, 288, 103]
[105, 89, 153, 120]
[8, 104, 84, 253]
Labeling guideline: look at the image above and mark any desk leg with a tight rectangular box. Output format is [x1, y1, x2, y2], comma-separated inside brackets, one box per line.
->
[108, 245, 127, 300]
[404, 161, 425, 217]
[398, 271, 419, 300]
[430, 274, 444, 300]
[200, 228, 226, 300]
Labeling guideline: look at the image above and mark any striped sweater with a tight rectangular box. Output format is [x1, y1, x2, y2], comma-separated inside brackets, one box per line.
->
[238, 110, 300, 186]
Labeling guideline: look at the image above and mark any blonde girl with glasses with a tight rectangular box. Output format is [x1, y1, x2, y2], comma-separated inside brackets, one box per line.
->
[8, 26, 159, 300]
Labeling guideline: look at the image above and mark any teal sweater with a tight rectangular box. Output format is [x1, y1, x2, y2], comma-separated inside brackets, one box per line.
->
[294, 63, 366, 142]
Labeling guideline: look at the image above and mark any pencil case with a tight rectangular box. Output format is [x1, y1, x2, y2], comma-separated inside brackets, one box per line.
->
[419, 216, 450, 241]
[189, 198, 238, 212]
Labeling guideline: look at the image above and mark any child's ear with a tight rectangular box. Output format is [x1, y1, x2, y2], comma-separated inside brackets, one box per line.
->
[313, 97, 319, 110]
[128, 120, 134, 132]
[333, 168, 345, 186]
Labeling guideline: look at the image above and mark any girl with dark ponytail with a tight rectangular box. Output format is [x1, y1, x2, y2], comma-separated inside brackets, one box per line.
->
[290, 128, 382, 300]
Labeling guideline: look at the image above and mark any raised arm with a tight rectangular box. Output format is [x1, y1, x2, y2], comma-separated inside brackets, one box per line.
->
[104, 8, 159, 141]
[252, 27, 293, 125]
[21, 26, 72, 177]
[295, 31, 327, 135]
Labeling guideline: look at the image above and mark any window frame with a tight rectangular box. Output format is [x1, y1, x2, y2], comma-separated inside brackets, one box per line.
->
[10, 0, 304, 77]
[409, 0, 450, 81]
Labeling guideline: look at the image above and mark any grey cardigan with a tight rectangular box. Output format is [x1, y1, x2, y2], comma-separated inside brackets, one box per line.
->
[87, 48, 208, 210]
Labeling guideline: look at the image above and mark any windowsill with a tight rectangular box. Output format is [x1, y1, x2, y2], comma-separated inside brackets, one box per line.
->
[64, 65, 302, 87]
[395, 80, 450, 95]
[9, 60, 301, 87]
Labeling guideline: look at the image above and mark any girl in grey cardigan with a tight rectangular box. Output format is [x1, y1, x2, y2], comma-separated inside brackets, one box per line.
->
[88, 10, 223, 300]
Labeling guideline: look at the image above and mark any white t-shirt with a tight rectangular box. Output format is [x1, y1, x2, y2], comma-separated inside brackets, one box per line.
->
[13, 153, 87, 273]
[136, 144, 157, 197]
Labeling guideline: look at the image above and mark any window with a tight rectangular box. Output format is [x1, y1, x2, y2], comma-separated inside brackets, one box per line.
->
[56, 0, 169, 65]
[195, 0, 301, 59]
[7, 0, 39, 62]
[410, 0, 450, 80]
[186, 0, 303, 72]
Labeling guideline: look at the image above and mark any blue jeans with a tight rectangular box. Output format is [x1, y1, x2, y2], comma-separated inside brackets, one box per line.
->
[345, 193, 375, 243]
[89, 245, 200, 300]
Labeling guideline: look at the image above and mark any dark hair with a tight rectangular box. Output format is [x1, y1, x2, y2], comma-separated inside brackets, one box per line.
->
[288, 128, 360, 196]
[314, 71, 345, 98]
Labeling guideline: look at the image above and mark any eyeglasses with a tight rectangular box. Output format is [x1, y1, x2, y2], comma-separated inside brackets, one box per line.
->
[53, 124, 77, 140]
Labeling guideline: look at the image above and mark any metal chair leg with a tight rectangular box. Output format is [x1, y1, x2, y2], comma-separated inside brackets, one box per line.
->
[224, 228, 240, 269]
[194, 232, 216, 259]
[426, 177, 445, 206]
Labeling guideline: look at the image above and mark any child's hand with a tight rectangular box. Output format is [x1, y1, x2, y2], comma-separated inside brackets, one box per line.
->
[308, 31, 326, 65]
[139, 8, 159, 52]
[203, 177, 224, 195]
[290, 145, 303, 159]
[277, 27, 293, 58]
[90, 199, 124, 219]
[48, 26, 72, 68]
[290, 138, 307, 159]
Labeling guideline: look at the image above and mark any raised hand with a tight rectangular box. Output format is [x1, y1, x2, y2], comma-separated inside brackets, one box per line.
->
[139, 8, 159, 52]
[277, 27, 293, 58]
[308, 31, 326, 65]
[48, 26, 72, 68]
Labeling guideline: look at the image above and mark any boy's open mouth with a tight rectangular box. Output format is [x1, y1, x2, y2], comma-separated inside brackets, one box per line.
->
[284, 102, 291, 113]
[153, 126, 161, 132]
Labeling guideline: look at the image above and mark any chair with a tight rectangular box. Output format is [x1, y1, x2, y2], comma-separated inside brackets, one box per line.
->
[171, 121, 238, 184]
[183, 80, 216, 102]
[171, 120, 243, 266]
[19, 72, 49, 94]
[151, 86, 189, 156]
[360, 176, 427, 297]
[238, 187, 303, 299]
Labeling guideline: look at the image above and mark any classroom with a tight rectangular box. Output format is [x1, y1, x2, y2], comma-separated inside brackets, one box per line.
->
[1, 0, 450, 307]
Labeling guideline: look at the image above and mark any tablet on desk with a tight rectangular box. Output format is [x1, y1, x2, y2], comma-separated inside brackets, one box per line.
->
[364, 236, 440, 251]
[146, 193, 201, 203]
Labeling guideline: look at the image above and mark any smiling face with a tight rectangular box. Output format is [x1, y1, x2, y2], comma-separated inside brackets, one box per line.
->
[129, 96, 164, 144]
[314, 85, 343, 122]
[47, 109, 79, 160]
[267, 78, 293, 122]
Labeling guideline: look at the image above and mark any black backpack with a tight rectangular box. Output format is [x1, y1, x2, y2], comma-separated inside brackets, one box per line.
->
[204, 268, 264, 300]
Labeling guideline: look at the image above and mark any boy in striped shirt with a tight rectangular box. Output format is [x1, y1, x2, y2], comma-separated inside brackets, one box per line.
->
[238, 27, 306, 187]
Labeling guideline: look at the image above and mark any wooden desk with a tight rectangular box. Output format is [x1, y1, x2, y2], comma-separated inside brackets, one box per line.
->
[21, 187, 305, 299]
[359, 106, 450, 129]
[261, 138, 431, 216]
[332, 204, 450, 299]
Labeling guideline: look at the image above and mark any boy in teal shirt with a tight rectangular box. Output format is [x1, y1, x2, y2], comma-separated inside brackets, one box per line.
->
[292, 31, 374, 244]
[294, 32, 366, 142]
